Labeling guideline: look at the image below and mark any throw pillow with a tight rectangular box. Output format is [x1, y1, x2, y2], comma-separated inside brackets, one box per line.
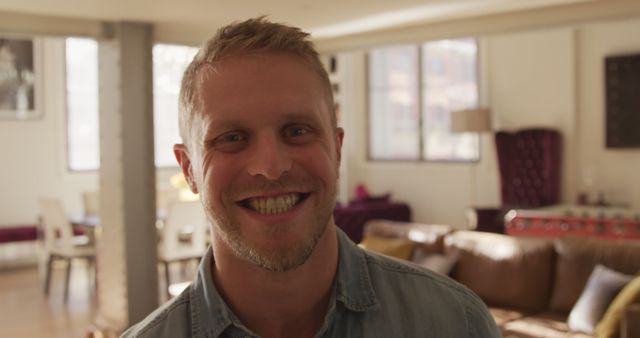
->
[595, 275, 640, 338]
[359, 236, 414, 260]
[567, 264, 634, 334]
[354, 183, 371, 200]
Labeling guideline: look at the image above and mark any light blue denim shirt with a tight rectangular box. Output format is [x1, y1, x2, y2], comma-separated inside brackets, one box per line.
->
[122, 229, 500, 337]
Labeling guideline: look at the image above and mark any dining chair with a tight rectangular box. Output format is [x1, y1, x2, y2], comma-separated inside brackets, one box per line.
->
[157, 200, 208, 298]
[82, 191, 100, 217]
[39, 198, 96, 301]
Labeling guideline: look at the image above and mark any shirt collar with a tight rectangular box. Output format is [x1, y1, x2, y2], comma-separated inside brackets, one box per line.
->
[190, 246, 239, 337]
[334, 228, 380, 312]
[189, 227, 380, 337]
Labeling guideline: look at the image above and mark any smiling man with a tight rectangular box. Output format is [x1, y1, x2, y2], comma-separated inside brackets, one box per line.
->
[122, 17, 500, 338]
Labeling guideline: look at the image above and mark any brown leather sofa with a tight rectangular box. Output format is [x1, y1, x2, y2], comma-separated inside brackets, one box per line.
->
[363, 220, 640, 338]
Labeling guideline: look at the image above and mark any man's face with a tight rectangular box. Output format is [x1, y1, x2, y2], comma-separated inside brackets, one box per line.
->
[175, 53, 343, 272]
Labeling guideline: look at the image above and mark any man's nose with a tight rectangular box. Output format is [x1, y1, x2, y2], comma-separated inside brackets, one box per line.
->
[247, 133, 292, 180]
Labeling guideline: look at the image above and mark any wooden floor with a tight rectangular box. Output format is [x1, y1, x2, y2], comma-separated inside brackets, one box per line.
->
[0, 260, 198, 337]
[0, 262, 97, 338]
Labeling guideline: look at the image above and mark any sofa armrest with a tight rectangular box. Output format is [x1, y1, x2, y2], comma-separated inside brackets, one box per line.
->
[363, 220, 453, 255]
[465, 207, 505, 233]
[622, 303, 640, 338]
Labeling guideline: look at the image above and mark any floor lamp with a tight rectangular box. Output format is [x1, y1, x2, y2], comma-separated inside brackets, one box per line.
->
[451, 108, 492, 228]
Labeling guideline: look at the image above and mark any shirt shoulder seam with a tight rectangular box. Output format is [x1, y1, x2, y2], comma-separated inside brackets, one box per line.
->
[133, 293, 191, 337]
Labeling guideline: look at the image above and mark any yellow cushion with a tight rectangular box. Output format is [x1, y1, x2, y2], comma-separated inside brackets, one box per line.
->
[359, 236, 414, 260]
[595, 275, 640, 338]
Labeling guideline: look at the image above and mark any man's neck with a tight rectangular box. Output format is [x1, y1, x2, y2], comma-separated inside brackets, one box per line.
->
[211, 224, 339, 338]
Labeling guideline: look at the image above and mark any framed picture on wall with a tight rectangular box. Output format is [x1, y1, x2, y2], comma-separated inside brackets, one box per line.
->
[0, 36, 43, 120]
[605, 52, 640, 148]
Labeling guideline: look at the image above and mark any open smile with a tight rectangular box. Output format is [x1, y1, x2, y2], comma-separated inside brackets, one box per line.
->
[238, 193, 311, 215]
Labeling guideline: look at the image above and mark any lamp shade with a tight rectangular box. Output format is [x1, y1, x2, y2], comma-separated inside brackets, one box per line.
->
[451, 108, 492, 133]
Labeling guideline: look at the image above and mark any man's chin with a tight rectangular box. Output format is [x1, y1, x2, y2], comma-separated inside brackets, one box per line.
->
[234, 219, 325, 270]
[237, 233, 320, 272]
[252, 252, 311, 273]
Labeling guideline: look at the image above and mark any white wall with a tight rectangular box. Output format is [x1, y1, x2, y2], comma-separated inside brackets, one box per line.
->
[0, 38, 97, 226]
[341, 16, 640, 228]
[487, 28, 577, 204]
[576, 18, 640, 208]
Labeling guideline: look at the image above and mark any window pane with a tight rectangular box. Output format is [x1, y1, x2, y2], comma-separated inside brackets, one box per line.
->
[422, 39, 479, 161]
[368, 45, 420, 160]
[153, 44, 198, 167]
[66, 38, 99, 171]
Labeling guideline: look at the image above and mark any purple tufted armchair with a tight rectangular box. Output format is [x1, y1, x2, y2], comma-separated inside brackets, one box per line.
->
[470, 128, 562, 233]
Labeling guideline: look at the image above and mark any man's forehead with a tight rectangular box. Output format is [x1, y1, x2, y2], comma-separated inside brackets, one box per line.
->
[186, 52, 334, 136]
[195, 57, 325, 103]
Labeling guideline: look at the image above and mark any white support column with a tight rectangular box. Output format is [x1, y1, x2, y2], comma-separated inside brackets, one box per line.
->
[96, 21, 158, 332]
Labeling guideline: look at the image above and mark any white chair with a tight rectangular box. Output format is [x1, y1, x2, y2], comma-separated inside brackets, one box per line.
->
[39, 198, 96, 301]
[82, 191, 100, 217]
[158, 200, 208, 297]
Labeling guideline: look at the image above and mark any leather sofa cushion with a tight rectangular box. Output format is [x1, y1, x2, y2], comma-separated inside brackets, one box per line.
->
[444, 231, 555, 312]
[489, 307, 529, 327]
[549, 236, 640, 313]
[501, 312, 592, 338]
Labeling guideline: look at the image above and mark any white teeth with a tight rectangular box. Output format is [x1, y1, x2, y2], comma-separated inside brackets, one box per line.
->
[247, 194, 301, 215]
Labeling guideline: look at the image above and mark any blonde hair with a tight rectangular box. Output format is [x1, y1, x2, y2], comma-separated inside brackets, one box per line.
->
[178, 17, 335, 145]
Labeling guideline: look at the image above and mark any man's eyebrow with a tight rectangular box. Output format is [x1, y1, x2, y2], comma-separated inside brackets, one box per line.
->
[280, 111, 324, 125]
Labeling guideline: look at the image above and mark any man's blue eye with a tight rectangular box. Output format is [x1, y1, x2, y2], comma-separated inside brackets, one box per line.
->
[221, 134, 244, 143]
[287, 127, 308, 137]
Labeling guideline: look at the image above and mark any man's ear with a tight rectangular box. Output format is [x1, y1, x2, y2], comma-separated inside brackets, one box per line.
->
[173, 144, 199, 194]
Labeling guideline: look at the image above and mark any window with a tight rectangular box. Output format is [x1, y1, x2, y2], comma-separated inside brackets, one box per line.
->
[368, 38, 480, 161]
[66, 38, 99, 171]
[369, 45, 421, 160]
[65, 40, 197, 171]
[152, 44, 198, 167]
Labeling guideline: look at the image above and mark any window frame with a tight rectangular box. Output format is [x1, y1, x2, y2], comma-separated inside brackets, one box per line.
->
[64, 40, 198, 172]
[366, 38, 482, 163]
